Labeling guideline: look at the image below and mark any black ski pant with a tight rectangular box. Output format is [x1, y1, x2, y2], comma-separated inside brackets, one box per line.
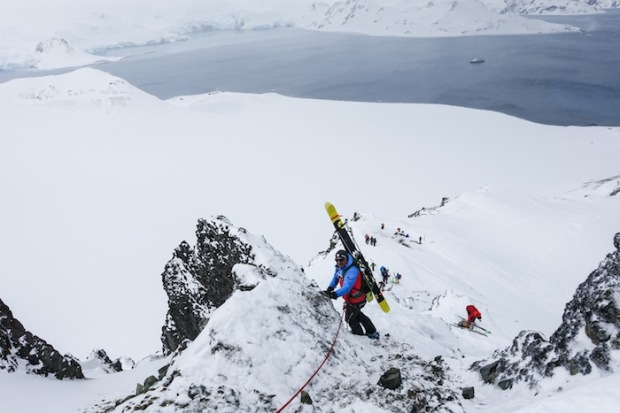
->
[345, 302, 376, 336]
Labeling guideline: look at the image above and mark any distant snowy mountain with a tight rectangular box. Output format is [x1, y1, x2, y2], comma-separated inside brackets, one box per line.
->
[292, 0, 580, 37]
[80, 349, 134, 375]
[0, 0, 605, 70]
[499, 0, 620, 14]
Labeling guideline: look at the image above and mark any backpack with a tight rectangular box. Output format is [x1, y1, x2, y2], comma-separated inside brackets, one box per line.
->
[346, 259, 372, 295]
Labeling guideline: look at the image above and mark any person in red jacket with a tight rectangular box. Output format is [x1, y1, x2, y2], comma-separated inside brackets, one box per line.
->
[460, 305, 482, 329]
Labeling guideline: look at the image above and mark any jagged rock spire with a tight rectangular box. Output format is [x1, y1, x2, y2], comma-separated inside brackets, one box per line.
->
[160, 216, 255, 354]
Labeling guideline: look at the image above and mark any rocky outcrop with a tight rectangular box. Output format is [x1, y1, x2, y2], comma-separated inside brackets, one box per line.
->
[580, 174, 620, 197]
[81, 348, 131, 373]
[161, 216, 264, 354]
[0, 298, 84, 379]
[408, 197, 450, 218]
[474, 232, 620, 388]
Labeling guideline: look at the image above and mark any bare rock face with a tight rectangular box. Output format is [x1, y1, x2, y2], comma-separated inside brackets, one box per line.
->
[160, 216, 255, 354]
[0, 299, 84, 379]
[475, 232, 620, 388]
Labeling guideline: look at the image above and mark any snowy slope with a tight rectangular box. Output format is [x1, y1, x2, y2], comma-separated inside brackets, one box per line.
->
[1, 68, 619, 362]
[309, 188, 620, 350]
[69, 194, 620, 412]
[0, 355, 170, 413]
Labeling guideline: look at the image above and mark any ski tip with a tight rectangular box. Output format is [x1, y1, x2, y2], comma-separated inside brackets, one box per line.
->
[325, 202, 336, 214]
[324, 202, 341, 222]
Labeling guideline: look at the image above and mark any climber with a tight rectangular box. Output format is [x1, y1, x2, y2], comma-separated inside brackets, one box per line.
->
[323, 250, 379, 340]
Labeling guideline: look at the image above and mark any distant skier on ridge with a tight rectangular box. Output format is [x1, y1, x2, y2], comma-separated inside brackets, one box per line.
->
[324, 250, 380, 340]
[459, 304, 482, 330]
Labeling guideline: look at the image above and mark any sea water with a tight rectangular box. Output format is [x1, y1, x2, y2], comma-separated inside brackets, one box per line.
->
[3, 11, 619, 126]
[94, 10, 620, 127]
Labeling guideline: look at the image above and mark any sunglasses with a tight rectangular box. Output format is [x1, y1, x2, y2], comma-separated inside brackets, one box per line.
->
[335, 258, 346, 262]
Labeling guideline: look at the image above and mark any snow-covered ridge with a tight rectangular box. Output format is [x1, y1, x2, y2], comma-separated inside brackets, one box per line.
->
[573, 175, 620, 198]
[499, 0, 620, 14]
[0, 68, 162, 109]
[1, 0, 611, 70]
[300, 0, 580, 37]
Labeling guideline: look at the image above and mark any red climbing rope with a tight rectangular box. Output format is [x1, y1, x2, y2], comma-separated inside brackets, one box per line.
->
[275, 311, 344, 412]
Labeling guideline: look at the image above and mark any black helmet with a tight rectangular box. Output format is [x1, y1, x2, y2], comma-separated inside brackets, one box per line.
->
[335, 250, 348, 260]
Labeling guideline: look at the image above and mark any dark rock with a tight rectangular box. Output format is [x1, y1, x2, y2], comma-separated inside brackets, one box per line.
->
[300, 390, 313, 405]
[0, 298, 84, 379]
[187, 383, 209, 400]
[585, 321, 611, 345]
[158, 364, 169, 380]
[144, 375, 158, 387]
[112, 359, 123, 372]
[498, 378, 514, 390]
[378, 367, 402, 390]
[462, 387, 475, 399]
[136, 375, 159, 395]
[479, 360, 501, 383]
[590, 345, 611, 370]
[409, 394, 428, 413]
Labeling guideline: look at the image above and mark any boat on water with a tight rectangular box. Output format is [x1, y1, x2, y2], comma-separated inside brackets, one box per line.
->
[470, 58, 485, 64]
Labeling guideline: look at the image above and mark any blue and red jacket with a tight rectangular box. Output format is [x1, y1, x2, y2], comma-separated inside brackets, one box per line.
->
[328, 253, 366, 304]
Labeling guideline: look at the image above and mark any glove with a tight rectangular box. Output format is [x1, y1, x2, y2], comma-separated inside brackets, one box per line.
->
[322, 290, 338, 300]
[327, 286, 334, 292]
